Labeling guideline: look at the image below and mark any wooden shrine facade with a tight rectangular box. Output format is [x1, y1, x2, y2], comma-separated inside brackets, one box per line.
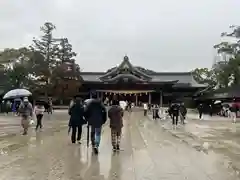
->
[79, 56, 206, 106]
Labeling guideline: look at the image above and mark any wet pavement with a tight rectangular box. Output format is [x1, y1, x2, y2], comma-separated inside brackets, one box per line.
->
[0, 112, 67, 139]
[0, 111, 239, 179]
[160, 115, 240, 175]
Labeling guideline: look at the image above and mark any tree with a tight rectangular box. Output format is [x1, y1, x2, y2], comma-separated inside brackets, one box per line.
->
[192, 68, 216, 88]
[212, 25, 240, 88]
[31, 22, 59, 98]
[52, 38, 81, 103]
[214, 25, 240, 56]
[0, 48, 33, 90]
[5, 62, 29, 89]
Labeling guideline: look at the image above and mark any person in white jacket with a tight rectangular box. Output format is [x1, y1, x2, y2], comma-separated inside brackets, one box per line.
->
[34, 102, 45, 131]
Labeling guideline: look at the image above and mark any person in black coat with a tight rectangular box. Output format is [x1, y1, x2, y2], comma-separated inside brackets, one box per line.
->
[84, 92, 107, 154]
[68, 98, 86, 144]
[198, 103, 204, 120]
[170, 103, 180, 127]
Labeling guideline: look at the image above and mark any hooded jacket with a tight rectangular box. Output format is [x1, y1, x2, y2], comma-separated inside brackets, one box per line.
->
[84, 99, 107, 128]
[108, 105, 123, 130]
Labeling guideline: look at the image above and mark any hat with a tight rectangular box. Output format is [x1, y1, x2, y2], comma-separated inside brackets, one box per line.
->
[23, 97, 29, 102]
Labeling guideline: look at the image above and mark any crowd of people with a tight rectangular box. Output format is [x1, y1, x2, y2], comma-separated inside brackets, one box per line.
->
[5, 92, 239, 155]
[197, 102, 239, 123]
[0, 97, 52, 135]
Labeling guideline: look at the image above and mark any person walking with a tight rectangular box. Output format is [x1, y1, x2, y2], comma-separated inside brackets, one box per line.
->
[143, 103, 148, 116]
[18, 97, 33, 135]
[68, 97, 86, 144]
[152, 104, 159, 120]
[170, 103, 180, 129]
[230, 104, 238, 123]
[34, 101, 45, 131]
[108, 104, 124, 152]
[84, 92, 107, 154]
[179, 102, 187, 124]
[198, 103, 204, 120]
[48, 98, 53, 114]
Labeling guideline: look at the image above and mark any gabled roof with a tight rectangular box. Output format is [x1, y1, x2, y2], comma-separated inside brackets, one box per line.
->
[103, 74, 147, 83]
[80, 56, 206, 88]
[99, 56, 151, 81]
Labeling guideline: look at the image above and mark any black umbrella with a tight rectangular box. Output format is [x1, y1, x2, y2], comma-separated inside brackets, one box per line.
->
[222, 104, 230, 108]
[84, 99, 93, 147]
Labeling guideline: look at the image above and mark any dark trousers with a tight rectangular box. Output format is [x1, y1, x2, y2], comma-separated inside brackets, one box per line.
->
[172, 115, 178, 125]
[199, 112, 203, 119]
[35, 114, 43, 130]
[71, 125, 82, 143]
[144, 110, 147, 116]
[48, 107, 52, 114]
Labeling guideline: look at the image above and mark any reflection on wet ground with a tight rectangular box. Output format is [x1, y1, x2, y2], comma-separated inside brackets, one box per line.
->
[0, 111, 238, 179]
[161, 118, 240, 175]
[193, 122, 240, 173]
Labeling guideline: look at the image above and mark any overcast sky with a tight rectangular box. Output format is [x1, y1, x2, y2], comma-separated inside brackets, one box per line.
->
[0, 0, 239, 72]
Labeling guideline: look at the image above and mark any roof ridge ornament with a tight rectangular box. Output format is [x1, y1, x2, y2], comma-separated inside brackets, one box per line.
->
[123, 55, 129, 61]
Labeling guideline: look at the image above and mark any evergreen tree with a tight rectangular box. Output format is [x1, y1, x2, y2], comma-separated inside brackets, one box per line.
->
[0, 48, 33, 90]
[52, 38, 81, 102]
[31, 22, 59, 98]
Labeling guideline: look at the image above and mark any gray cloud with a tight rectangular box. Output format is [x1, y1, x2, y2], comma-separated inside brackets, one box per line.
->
[0, 0, 239, 72]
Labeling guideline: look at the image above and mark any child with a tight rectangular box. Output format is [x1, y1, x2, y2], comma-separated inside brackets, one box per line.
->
[34, 102, 45, 131]
[108, 105, 123, 151]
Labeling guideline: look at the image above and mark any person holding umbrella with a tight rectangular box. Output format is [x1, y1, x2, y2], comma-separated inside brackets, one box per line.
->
[84, 92, 107, 154]
[18, 97, 33, 135]
[68, 97, 86, 144]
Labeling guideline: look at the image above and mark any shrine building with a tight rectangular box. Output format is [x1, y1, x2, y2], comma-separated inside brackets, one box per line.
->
[79, 56, 206, 106]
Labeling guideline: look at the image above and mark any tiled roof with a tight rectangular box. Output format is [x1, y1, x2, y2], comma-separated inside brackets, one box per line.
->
[80, 56, 206, 87]
[80, 72, 104, 82]
[80, 71, 206, 88]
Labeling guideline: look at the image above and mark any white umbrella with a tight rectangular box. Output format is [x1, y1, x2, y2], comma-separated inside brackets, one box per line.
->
[214, 100, 221, 104]
[3, 89, 32, 100]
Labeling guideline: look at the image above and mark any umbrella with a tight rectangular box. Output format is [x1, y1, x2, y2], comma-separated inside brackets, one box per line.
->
[87, 124, 90, 147]
[222, 103, 230, 108]
[84, 99, 93, 147]
[3, 89, 32, 100]
[214, 100, 221, 104]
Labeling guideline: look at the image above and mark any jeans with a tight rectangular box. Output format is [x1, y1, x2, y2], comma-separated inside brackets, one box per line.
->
[90, 126, 102, 148]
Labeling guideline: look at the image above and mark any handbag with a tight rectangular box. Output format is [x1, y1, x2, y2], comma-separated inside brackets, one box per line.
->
[30, 119, 35, 125]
